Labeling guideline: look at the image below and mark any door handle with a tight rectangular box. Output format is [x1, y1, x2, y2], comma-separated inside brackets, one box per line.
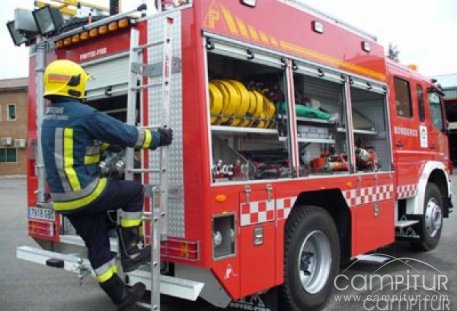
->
[395, 141, 404, 147]
[430, 144, 436, 150]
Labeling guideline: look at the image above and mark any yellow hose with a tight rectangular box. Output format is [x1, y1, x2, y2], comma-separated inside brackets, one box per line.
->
[227, 80, 250, 126]
[242, 91, 257, 127]
[263, 96, 276, 128]
[208, 82, 223, 124]
[211, 80, 239, 124]
[252, 90, 264, 127]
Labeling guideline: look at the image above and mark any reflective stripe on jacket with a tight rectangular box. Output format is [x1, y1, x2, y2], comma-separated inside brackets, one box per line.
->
[41, 97, 160, 211]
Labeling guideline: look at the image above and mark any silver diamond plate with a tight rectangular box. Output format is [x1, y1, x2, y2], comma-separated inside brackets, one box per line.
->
[62, 216, 77, 235]
[147, 12, 184, 238]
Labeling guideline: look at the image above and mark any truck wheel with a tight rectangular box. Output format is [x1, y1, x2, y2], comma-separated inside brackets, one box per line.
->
[411, 183, 443, 251]
[280, 206, 340, 311]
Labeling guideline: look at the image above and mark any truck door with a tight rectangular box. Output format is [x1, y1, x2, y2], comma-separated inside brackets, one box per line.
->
[426, 90, 448, 162]
[390, 76, 423, 198]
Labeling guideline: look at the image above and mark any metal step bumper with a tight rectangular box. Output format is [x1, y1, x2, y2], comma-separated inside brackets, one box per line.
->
[16, 245, 204, 301]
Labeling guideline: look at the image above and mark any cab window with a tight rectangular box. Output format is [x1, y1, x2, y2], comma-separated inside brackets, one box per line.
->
[416, 85, 425, 122]
[394, 77, 412, 118]
[428, 92, 444, 130]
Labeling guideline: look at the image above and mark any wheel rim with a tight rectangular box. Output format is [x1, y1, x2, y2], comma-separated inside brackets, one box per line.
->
[297, 230, 332, 294]
[425, 197, 442, 238]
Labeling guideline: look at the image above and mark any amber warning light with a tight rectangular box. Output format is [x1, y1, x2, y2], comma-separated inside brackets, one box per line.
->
[55, 18, 131, 49]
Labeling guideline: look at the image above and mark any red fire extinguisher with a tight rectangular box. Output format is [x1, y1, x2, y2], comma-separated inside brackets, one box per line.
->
[355, 147, 378, 171]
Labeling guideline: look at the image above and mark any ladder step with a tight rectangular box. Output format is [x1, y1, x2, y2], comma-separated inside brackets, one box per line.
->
[132, 82, 162, 90]
[395, 220, 419, 228]
[132, 57, 182, 78]
[36, 202, 53, 209]
[142, 212, 152, 220]
[139, 124, 162, 129]
[133, 40, 165, 51]
[127, 168, 163, 173]
[142, 212, 167, 222]
[354, 254, 392, 264]
[143, 212, 155, 219]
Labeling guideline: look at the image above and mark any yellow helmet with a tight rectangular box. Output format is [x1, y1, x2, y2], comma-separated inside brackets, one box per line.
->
[44, 60, 92, 99]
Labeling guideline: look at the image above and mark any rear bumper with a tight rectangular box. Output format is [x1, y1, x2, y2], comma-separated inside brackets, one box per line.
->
[16, 245, 204, 301]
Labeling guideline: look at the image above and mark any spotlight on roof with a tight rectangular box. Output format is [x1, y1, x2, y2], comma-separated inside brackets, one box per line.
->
[6, 21, 30, 46]
[33, 5, 64, 36]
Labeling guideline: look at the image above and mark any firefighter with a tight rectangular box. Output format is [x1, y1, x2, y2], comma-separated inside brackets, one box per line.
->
[40, 59, 173, 310]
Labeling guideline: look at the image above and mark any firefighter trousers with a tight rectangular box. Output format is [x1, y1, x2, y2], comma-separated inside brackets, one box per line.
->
[65, 179, 144, 273]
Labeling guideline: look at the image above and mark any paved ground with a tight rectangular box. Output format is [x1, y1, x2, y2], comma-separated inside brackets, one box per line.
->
[0, 177, 456, 311]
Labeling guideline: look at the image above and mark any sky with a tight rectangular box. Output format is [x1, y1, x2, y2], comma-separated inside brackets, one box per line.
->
[1, 0, 457, 80]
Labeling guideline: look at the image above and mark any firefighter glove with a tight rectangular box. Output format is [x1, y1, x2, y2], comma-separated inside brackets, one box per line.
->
[158, 127, 173, 146]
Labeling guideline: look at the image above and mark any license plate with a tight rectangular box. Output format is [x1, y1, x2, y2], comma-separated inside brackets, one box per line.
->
[28, 207, 56, 221]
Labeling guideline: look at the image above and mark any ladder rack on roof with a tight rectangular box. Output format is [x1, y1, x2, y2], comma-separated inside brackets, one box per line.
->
[282, 0, 378, 42]
[36, 0, 109, 13]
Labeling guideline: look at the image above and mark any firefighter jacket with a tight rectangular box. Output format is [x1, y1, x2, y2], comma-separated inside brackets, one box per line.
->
[41, 97, 160, 212]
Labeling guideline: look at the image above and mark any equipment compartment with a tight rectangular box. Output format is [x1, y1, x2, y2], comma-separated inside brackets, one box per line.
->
[292, 72, 349, 176]
[205, 39, 391, 182]
[350, 87, 391, 172]
[206, 49, 292, 182]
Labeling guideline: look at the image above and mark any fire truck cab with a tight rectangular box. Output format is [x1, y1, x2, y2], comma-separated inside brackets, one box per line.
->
[16, 1, 452, 310]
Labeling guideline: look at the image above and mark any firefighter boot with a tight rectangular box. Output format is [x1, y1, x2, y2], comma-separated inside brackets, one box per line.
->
[117, 226, 151, 272]
[99, 273, 146, 311]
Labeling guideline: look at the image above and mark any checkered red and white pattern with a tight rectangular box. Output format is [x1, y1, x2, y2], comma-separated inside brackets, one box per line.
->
[240, 200, 275, 226]
[239, 184, 395, 226]
[277, 197, 297, 220]
[396, 184, 418, 199]
[342, 184, 394, 207]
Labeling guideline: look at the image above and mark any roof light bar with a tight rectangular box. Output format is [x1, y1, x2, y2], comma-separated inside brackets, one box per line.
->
[55, 18, 132, 49]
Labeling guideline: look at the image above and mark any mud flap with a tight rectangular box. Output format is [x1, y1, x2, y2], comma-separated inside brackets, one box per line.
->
[444, 195, 453, 217]
[228, 287, 278, 311]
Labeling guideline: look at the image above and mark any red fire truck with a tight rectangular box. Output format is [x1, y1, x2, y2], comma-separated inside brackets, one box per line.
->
[16, 1, 452, 310]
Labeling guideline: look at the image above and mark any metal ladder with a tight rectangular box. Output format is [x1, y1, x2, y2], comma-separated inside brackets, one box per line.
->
[125, 16, 175, 311]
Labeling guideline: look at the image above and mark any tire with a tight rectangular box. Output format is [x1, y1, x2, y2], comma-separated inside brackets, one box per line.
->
[279, 206, 340, 311]
[411, 183, 443, 251]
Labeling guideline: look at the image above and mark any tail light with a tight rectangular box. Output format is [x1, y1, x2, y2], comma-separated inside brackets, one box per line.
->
[160, 239, 200, 261]
[29, 220, 56, 237]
